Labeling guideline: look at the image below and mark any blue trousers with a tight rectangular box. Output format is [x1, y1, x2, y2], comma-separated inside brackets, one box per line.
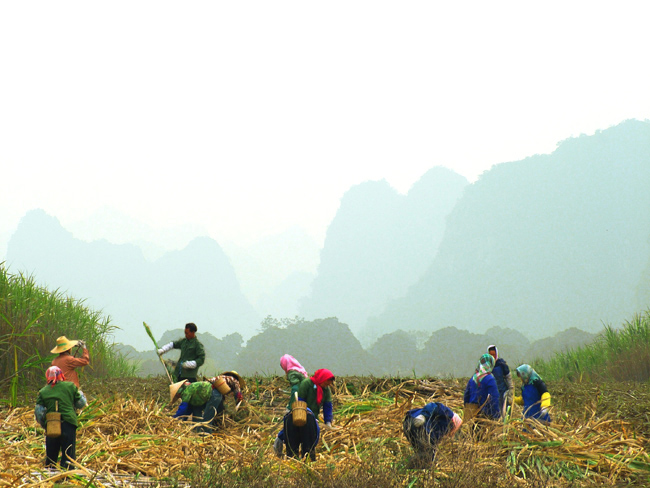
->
[201, 389, 224, 433]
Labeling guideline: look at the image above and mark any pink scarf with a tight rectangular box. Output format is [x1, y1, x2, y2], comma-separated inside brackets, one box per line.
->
[46, 366, 66, 387]
[310, 368, 335, 405]
[280, 354, 308, 378]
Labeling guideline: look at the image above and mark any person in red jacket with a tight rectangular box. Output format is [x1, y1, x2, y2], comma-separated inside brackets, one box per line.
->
[50, 336, 90, 388]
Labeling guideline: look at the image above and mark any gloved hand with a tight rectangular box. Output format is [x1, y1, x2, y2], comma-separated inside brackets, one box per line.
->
[77, 340, 86, 348]
[181, 360, 197, 369]
[413, 415, 426, 427]
[540, 407, 549, 418]
[157, 342, 174, 356]
[235, 391, 243, 402]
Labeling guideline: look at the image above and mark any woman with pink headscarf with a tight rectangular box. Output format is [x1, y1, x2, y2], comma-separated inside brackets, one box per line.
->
[35, 366, 87, 470]
[273, 354, 310, 457]
[280, 354, 309, 410]
[281, 368, 336, 461]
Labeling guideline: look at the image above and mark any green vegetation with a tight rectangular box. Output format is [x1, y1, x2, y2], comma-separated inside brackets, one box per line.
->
[0, 263, 136, 405]
[535, 310, 650, 383]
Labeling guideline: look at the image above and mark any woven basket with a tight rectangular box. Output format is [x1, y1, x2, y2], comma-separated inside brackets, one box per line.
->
[46, 401, 61, 438]
[292, 400, 307, 427]
[213, 376, 231, 395]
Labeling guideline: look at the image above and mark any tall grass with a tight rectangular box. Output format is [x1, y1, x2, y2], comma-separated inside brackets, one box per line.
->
[0, 263, 136, 405]
[536, 310, 650, 382]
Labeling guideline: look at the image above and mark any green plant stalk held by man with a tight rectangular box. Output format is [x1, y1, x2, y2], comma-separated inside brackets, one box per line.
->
[143, 321, 174, 385]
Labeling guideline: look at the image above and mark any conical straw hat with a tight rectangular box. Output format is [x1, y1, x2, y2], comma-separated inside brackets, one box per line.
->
[169, 380, 186, 403]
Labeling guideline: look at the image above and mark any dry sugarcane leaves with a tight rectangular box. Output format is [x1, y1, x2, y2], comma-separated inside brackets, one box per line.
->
[1, 377, 650, 487]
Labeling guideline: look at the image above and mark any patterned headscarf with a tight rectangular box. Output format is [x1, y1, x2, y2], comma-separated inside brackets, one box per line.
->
[280, 354, 309, 378]
[310, 368, 335, 405]
[223, 375, 241, 395]
[46, 366, 66, 387]
[472, 353, 495, 385]
[516, 364, 542, 385]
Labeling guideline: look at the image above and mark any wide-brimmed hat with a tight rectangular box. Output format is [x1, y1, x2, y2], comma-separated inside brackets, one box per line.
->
[51, 336, 79, 354]
[222, 371, 246, 391]
[169, 380, 186, 403]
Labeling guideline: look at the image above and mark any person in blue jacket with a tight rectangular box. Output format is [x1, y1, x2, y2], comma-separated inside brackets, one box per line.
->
[514, 364, 551, 424]
[403, 402, 462, 468]
[487, 344, 514, 415]
[463, 353, 501, 421]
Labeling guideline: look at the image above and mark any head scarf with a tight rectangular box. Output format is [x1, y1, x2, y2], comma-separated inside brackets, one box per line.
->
[472, 353, 495, 385]
[487, 344, 498, 359]
[46, 366, 66, 387]
[516, 364, 542, 385]
[310, 368, 335, 405]
[280, 354, 309, 378]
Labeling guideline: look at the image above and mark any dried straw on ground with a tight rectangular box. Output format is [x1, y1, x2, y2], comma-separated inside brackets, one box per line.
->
[1, 377, 648, 487]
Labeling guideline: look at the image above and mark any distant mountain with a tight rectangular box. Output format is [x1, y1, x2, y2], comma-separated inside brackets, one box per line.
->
[299, 167, 469, 336]
[6, 210, 260, 346]
[365, 119, 650, 341]
[67, 206, 207, 261]
[254, 271, 315, 319]
[221, 227, 320, 315]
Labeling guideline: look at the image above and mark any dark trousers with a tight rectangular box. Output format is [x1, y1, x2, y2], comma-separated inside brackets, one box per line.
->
[283, 411, 319, 461]
[201, 389, 224, 433]
[45, 421, 77, 469]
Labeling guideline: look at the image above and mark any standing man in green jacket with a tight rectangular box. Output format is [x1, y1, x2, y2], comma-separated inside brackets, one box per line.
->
[158, 322, 206, 382]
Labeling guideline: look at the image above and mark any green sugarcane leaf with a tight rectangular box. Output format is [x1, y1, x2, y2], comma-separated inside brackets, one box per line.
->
[143, 322, 159, 349]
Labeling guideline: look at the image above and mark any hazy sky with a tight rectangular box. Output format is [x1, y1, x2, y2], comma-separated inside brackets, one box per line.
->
[2, 2, 649, 257]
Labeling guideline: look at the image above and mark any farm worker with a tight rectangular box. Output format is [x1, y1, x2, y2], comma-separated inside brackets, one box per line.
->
[50, 335, 90, 388]
[157, 322, 205, 382]
[463, 353, 501, 421]
[273, 354, 310, 457]
[35, 366, 87, 470]
[403, 402, 462, 468]
[170, 371, 244, 433]
[169, 379, 210, 429]
[487, 344, 514, 415]
[514, 364, 551, 424]
[202, 371, 245, 432]
[281, 368, 335, 461]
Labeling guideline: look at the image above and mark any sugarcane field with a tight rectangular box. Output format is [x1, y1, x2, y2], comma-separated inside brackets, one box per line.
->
[2, 374, 650, 487]
[4, 268, 650, 487]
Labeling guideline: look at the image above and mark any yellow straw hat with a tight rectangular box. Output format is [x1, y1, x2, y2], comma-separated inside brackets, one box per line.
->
[222, 371, 246, 391]
[169, 380, 186, 403]
[51, 336, 79, 354]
